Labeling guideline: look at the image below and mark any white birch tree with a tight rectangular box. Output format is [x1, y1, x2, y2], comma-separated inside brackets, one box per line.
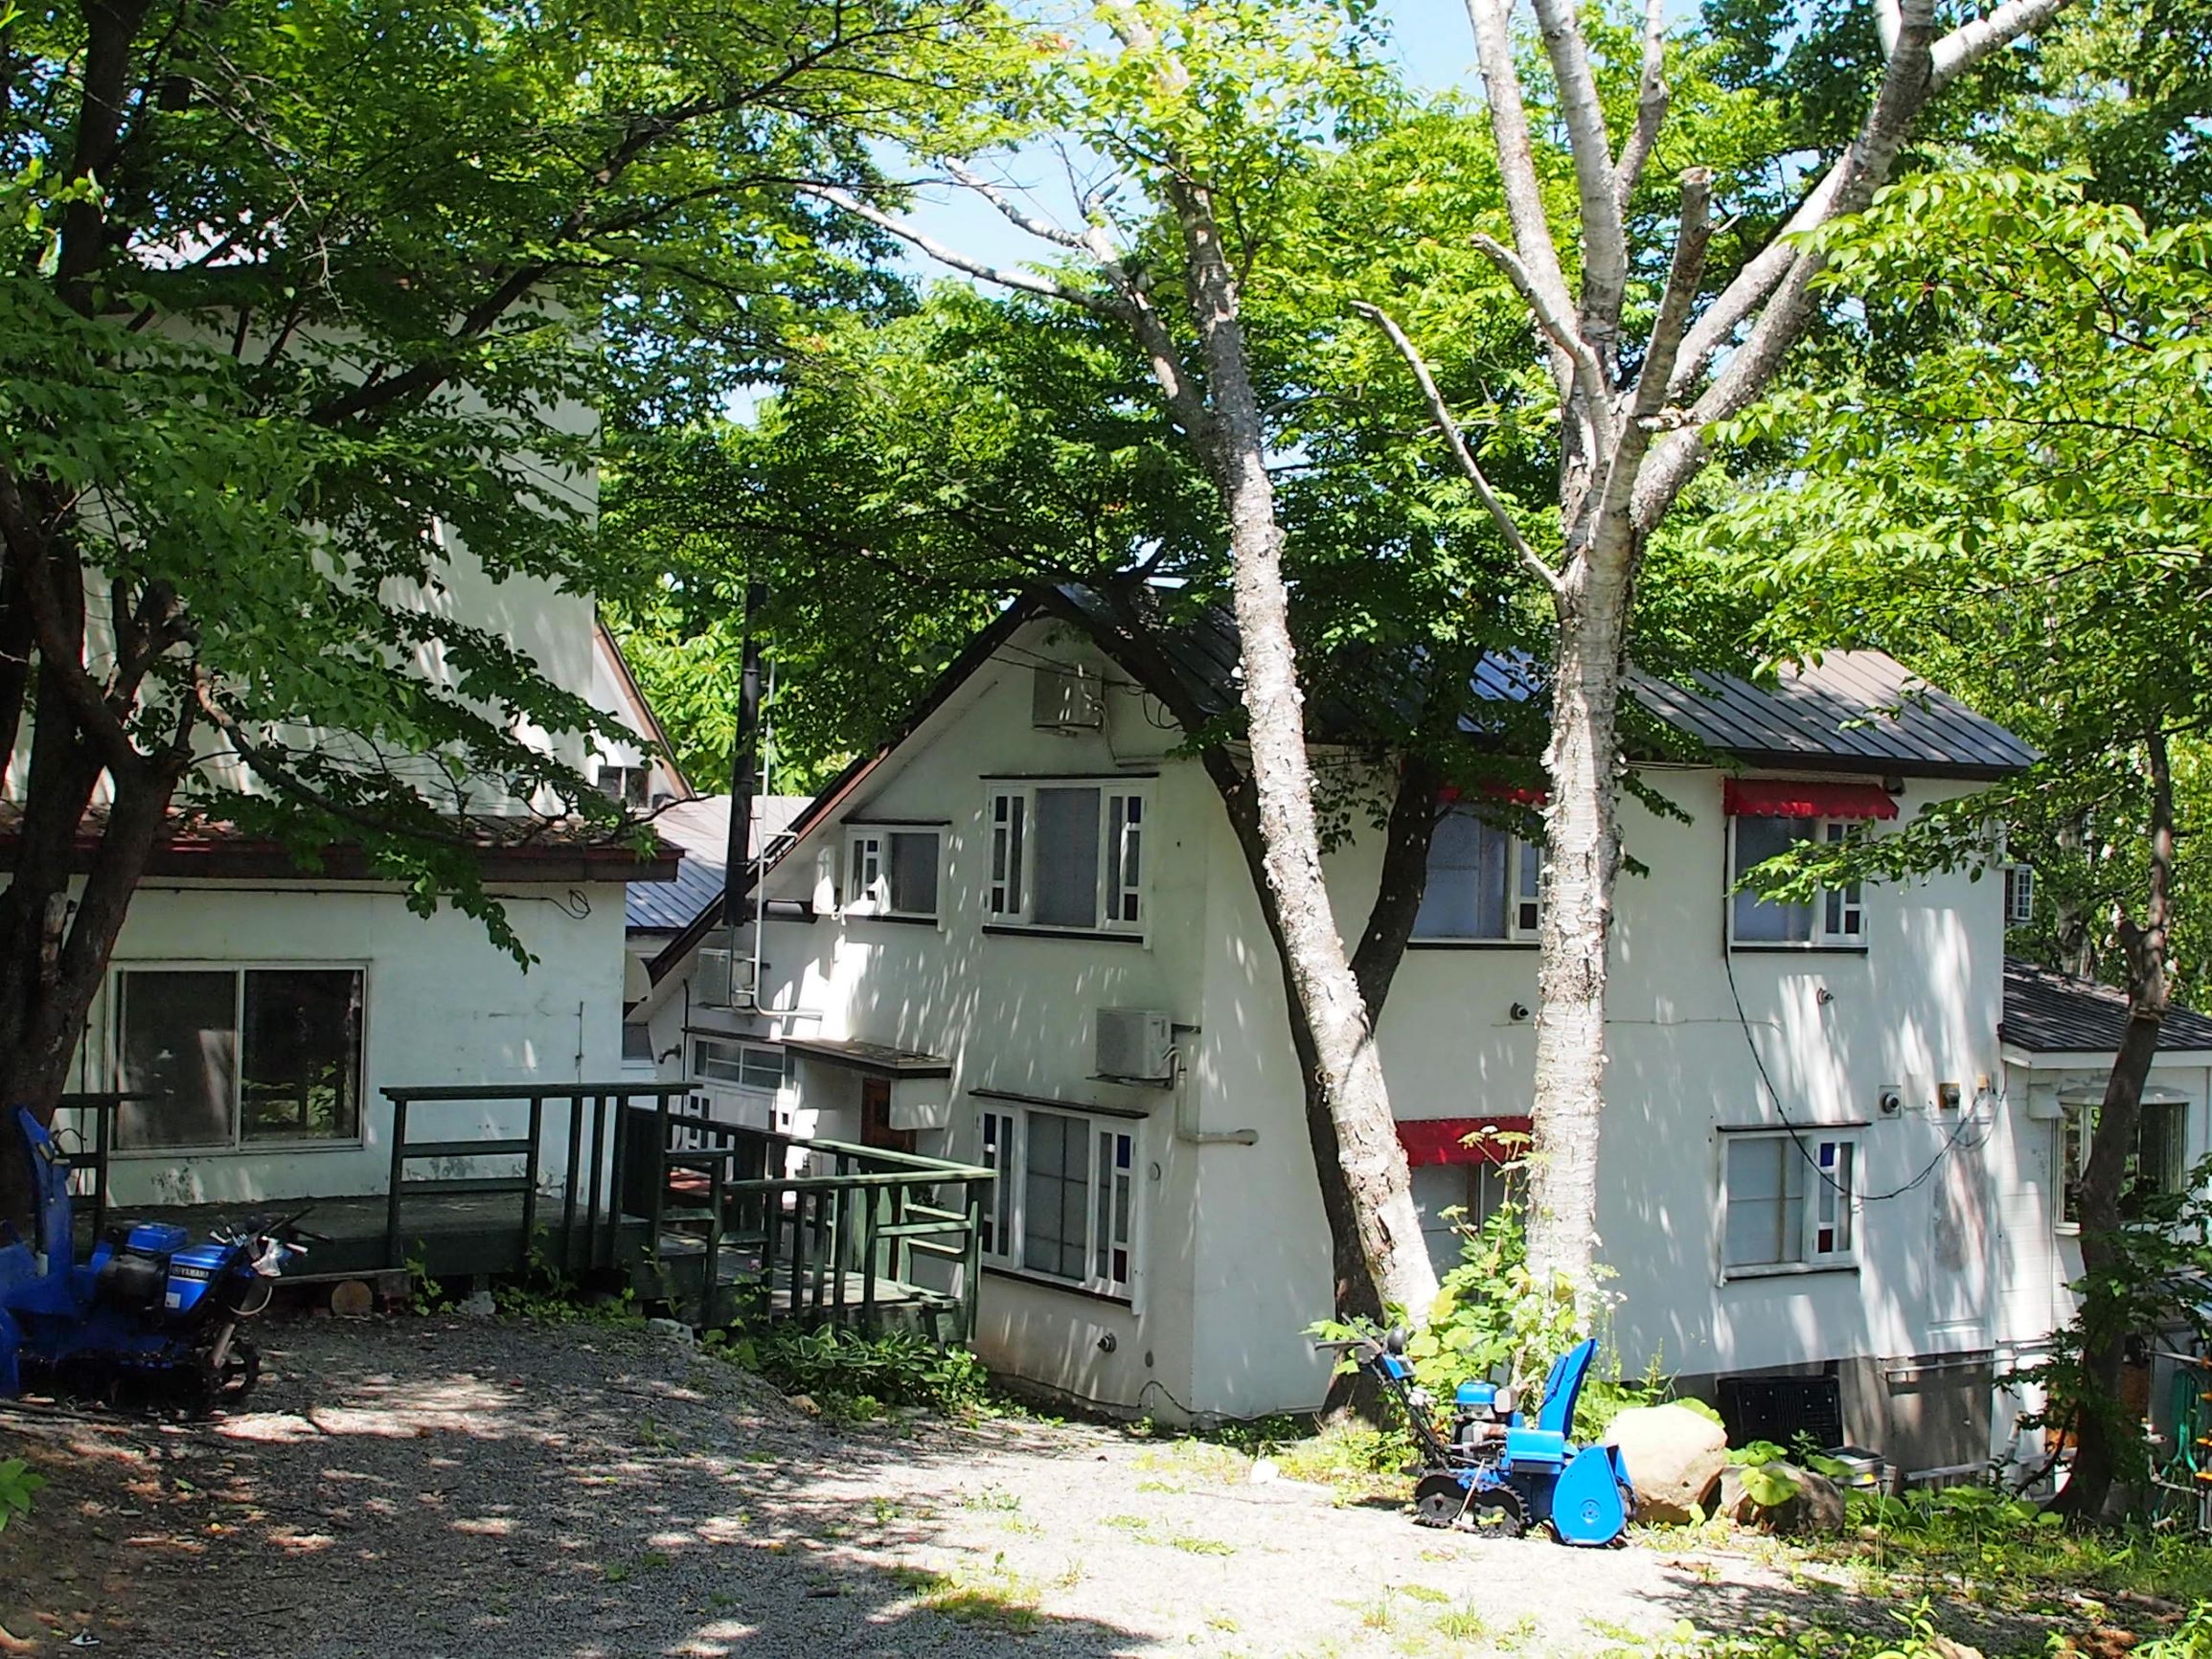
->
[1360, 0, 2077, 1309]
[811, 0, 1441, 1319]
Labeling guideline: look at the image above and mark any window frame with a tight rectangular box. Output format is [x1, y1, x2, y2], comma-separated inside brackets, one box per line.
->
[976, 1102, 1139, 1301]
[982, 781, 1148, 937]
[107, 960, 370, 1156]
[1719, 1128, 1862, 1279]
[842, 825, 942, 922]
[2058, 1095, 2191, 1229]
[692, 1037, 792, 1096]
[1727, 815, 1869, 950]
[1411, 807, 1544, 944]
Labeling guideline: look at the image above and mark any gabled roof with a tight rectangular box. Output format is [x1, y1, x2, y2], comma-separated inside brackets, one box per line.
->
[594, 618, 695, 800]
[627, 795, 810, 932]
[2000, 957, 2212, 1056]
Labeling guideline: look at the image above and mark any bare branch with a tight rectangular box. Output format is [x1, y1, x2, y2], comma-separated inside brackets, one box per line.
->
[1350, 301, 1563, 597]
[800, 184, 1121, 315]
[1472, 234, 1607, 406]
[1527, 0, 1628, 341]
[941, 158, 1089, 250]
[1463, 0, 1575, 397]
[1587, 170, 1712, 537]
[1613, 0, 1668, 215]
[1670, 0, 2075, 399]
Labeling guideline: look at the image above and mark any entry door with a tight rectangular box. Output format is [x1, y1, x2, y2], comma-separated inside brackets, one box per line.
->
[860, 1078, 915, 1154]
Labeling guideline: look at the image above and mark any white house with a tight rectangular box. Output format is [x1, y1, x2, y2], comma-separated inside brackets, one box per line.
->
[20, 602, 684, 1215]
[630, 596, 2100, 1474]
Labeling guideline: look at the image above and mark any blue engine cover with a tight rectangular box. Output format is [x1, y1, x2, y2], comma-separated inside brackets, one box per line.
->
[1503, 1426, 1568, 1470]
[1455, 1381, 1496, 1409]
[125, 1223, 189, 1257]
[165, 1243, 230, 1314]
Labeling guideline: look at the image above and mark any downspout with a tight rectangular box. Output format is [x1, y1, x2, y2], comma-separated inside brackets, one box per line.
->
[1170, 1034, 1257, 1146]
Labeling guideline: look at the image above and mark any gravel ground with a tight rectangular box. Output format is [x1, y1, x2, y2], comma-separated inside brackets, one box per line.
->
[0, 1314, 2046, 1658]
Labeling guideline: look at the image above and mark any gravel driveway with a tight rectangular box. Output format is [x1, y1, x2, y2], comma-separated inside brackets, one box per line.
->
[0, 1314, 2021, 1657]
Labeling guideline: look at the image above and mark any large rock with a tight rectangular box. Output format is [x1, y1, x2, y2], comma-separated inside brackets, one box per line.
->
[1717, 1461, 1849, 1534]
[1602, 1403, 1728, 1523]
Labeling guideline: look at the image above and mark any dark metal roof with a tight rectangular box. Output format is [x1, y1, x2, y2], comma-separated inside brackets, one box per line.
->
[2001, 957, 2212, 1055]
[626, 795, 810, 932]
[1630, 653, 2039, 781]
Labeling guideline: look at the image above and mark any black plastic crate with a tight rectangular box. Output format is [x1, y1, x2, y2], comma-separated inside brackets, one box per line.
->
[1717, 1372, 1844, 1451]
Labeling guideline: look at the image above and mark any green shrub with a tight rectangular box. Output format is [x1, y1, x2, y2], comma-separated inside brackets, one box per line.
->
[709, 1324, 992, 1418]
[0, 1457, 45, 1534]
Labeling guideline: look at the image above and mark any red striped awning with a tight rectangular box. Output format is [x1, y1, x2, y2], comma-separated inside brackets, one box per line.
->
[1722, 779, 1898, 821]
[1397, 1116, 1532, 1167]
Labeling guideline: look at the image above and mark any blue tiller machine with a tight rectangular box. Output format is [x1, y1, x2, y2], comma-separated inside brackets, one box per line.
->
[1327, 1328, 1636, 1546]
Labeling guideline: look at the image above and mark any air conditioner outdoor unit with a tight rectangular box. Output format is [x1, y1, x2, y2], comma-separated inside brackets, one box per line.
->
[1032, 663, 1104, 732]
[2003, 864, 2036, 927]
[1096, 1008, 1175, 1084]
[695, 947, 758, 1009]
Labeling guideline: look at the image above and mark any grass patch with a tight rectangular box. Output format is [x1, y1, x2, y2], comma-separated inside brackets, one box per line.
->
[884, 1561, 1042, 1630]
[1167, 1532, 1236, 1557]
[1133, 1438, 1249, 1486]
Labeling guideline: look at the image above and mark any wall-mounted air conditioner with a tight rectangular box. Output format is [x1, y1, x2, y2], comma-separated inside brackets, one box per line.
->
[1033, 663, 1103, 732]
[1096, 1008, 1175, 1084]
[695, 947, 758, 1009]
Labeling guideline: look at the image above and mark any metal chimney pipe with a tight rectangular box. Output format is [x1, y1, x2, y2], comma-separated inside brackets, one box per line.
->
[722, 580, 766, 929]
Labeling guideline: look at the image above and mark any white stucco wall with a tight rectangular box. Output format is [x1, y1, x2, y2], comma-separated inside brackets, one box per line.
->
[65, 878, 628, 1207]
[645, 617, 2051, 1429]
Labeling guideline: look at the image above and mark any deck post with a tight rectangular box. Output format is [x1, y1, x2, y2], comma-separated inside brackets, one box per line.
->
[705, 1153, 726, 1327]
[519, 1093, 544, 1274]
[860, 1188, 879, 1329]
[587, 1094, 609, 1268]
[560, 1092, 584, 1272]
[787, 1188, 806, 1320]
[961, 1180, 984, 1343]
[383, 1093, 410, 1269]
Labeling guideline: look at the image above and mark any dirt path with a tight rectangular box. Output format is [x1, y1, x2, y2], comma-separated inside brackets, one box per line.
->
[0, 1315, 2047, 1657]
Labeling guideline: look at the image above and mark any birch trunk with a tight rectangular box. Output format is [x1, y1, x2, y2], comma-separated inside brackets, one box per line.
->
[1172, 182, 1437, 1318]
[1523, 554, 1630, 1297]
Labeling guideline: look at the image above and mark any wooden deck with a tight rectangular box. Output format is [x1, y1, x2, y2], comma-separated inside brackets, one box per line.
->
[86, 1192, 655, 1284]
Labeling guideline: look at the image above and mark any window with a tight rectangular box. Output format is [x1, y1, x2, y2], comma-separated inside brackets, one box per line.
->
[693, 1038, 790, 1094]
[1411, 1161, 1519, 1278]
[622, 1020, 655, 1063]
[597, 763, 650, 809]
[114, 966, 363, 1151]
[1730, 817, 1864, 946]
[985, 784, 1145, 933]
[1413, 809, 1541, 941]
[977, 1104, 1136, 1297]
[2060, 1096, 2189, 1225]
[845, 828, 940, 920]
[1722, 1132, 1859, 1272]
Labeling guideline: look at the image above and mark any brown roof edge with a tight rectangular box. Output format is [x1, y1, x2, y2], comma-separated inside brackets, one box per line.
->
[0, 820, 682, 886]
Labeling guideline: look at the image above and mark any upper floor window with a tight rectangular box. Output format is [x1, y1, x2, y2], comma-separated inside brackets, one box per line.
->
[986, 784, 1144, 934]
[845, 828, 940, 920]
[1414, 809, 1541, 942]
[1729, 817, 1864, 947]
[597, 763, 651, 809]
[1722, 1130, 1859, 1274]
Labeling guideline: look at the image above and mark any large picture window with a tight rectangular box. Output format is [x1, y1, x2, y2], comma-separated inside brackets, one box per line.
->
[115, 966, 364, 1151]
[1722, 1130, 1859, 1274]
[1413, 809, 1541, 942]
[1729, 817, 1865, 947]
[977, 1103, 1136, 1298]
[985, 783, 1145, 934]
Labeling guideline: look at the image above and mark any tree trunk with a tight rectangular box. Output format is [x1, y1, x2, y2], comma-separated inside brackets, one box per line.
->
[1523, 553, 1630, 1305]
[1169, 180, 1436, 1319]
[2046, 732, 2175, 1522]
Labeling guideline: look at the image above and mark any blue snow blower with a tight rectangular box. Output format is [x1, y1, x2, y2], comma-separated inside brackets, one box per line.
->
[1326, 1328, 1635, 1546]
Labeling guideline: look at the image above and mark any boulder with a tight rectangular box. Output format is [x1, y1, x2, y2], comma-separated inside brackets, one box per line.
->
[1717, 1461, 1849, 1534]
[1602, 1403, 1728, 1523]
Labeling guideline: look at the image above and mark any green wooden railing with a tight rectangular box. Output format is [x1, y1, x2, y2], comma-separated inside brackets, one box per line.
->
[625, 1102, 994, 1338]
[380, 1082, 692, 1273]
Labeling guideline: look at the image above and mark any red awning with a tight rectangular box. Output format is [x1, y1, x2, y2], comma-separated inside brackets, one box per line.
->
[1397, 1117, 1533, 1167]
[1722, 779, 1898, 821]
[1438, 784, 1550, 807]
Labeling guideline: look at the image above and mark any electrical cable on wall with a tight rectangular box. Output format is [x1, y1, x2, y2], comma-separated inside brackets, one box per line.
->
[1722, 945, 1995, 1205]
